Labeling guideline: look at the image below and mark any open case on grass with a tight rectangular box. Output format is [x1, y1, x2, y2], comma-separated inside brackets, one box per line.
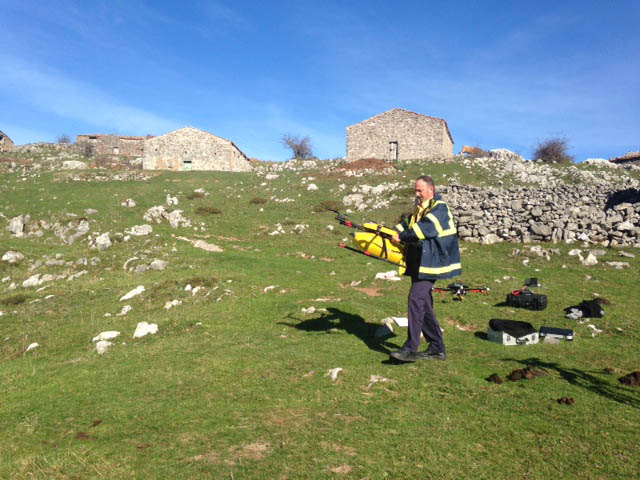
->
[487, 319, 539, 345]
[539, 326, 574, 341]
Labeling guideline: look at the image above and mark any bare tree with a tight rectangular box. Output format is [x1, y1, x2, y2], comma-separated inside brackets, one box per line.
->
[57, 134, 71, 144]
[281, 134, 313, 159]
[533, 136, 574, 164]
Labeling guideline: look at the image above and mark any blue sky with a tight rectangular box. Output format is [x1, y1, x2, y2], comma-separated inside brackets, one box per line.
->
[1, 0, 638, 161]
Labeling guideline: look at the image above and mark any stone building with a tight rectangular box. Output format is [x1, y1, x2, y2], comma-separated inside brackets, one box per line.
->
[346, 108, 454, 162]
[76, 134, 147, 158]
[0, 130, 14, 152]
[610, 151, 640, 167]
[142, 127, 252, 172]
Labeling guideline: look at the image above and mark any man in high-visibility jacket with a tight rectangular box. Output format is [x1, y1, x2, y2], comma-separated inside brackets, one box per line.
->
[390, 175, 462, 362]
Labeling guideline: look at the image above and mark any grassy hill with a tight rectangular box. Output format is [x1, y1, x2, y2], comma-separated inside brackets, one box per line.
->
[1, 157, 638, 479]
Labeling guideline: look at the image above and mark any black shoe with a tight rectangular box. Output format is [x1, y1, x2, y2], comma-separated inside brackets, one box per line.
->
[417, 350, 447, 361]
[390, 349, 419, 363]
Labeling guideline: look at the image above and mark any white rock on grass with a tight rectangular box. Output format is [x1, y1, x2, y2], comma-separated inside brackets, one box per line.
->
[375, 270, 401, 281]
[116, 305, 132, 316]
[61, 160, 87, 170]
[326, 367, 343, 381]
[8, 215, 28, 237]
[95, 340, 113, 355]
[606, 261, 629, 270]
[121, 198, 136, 207]
[22, 274, 41, 288]
[119, 285, 145, 301]
[307, 183, 318, 191]
[94, 232, 112, 251]
[25, 342, 40, 353]
[168, 210, 191, 228]
[149, 259, 168, 270]
[301, 306, 316, 314]
[144, 205, 168, 223]
[67, 270, 87, 282]
[192, 240, 223, 252]
[581, 253, 598, 266]
[2, 251, 25, 264]
[126, 224, 153, 236]
[367, 374, 394, 390]
[133, 322, 158, 338]
[92, 331, 121, 342]
[164, 299, 182, 310]
[166, 194, 179, 206]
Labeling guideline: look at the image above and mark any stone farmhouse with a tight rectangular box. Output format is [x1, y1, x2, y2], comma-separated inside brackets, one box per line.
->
[76, 134, 147, 158]
[142, 127, 252, 172]
[610, 151, 640, 167]
[0, 130, 14, 152]
[346, 108, 454, 162]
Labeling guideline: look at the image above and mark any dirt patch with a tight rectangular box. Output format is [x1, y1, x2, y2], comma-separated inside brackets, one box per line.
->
[189, 451, 220, 464]
[329, 464, 353, 474]
[227, 442, 271, 465]
[335, 158, 395, 172]
[507, 366, 547, 381]
[353, 287, 382, 297]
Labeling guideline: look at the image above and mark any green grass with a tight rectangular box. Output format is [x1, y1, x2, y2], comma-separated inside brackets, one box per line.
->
[0, 161, 639, 479]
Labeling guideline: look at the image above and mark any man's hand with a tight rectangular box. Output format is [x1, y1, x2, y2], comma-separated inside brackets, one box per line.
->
[391, 234, 401, 245]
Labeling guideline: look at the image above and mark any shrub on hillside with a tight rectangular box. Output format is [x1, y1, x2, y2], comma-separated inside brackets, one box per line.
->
[533, 137, 574, 164]
[186, 191, 205, 200]
[57, 134, 71, 144]
[195, 206, 222, 215]
[250, 197, 267, 205]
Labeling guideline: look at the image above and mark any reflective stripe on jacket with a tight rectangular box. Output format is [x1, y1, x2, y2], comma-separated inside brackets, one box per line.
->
[395, 194, 462, 280]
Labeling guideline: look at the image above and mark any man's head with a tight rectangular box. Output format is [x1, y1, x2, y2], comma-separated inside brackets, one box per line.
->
[415, 175, 435, 205]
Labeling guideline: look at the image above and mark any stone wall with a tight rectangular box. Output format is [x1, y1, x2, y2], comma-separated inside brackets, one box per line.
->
[0, 130, 14, 152]
[142, 127, 252, 172]
[76, 134, 146, 158]
[13, 142, 79, 154]
[346, 108, 454, 162]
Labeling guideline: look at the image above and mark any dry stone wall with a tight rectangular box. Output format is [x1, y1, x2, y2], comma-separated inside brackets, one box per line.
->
[143, 127, 252, 172]
[347, 109, 454, 162]
[0, 130, 14, 152]
[76, 134, 146, 158]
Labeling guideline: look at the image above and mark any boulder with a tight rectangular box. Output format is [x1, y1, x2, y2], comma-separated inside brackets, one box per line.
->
[2, 251, 24, 264]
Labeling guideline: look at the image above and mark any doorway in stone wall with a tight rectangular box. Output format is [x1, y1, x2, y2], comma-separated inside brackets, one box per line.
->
[182, 159, 193, 171]
[387, 141, 398, 161]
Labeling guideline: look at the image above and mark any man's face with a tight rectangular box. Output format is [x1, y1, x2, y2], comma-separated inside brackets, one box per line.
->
[415, 179, 434, 205]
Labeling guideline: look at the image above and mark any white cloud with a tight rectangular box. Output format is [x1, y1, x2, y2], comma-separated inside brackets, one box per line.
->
[0, 54, 177, 135]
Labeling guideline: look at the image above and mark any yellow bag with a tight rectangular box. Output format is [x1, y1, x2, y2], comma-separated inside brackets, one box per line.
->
[352, 223, 406, 267]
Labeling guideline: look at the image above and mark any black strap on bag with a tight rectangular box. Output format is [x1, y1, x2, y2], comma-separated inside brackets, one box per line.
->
[489, 319, 536, 338]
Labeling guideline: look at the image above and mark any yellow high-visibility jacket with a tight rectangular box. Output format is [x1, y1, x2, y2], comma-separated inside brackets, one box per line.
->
[395, 194, 462, 280]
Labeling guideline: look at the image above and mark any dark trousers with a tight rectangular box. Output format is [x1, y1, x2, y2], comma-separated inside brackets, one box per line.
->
[403, 279, 446, 353]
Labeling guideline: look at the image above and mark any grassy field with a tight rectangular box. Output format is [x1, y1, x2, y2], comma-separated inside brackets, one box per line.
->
[1, 158, 639, 479]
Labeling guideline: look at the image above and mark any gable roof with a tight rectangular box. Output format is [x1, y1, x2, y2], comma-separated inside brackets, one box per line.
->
[148, 127, 249, 161]
[0, 130, 13, 142]
[610, 151, 640, 163]
[348, 108, 454, 144]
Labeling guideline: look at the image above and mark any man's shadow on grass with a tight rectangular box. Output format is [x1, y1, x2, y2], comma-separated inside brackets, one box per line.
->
[503, 356, 640, 409]
[279, 307, 400, 356]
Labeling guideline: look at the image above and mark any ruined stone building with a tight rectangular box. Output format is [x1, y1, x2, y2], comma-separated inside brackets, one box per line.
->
[75, 134, 147, 158]
[346, 108, 454, 162]
[0, 130, 14, 152]
[142, 127, 252, 172]
[610, 151, 640, 167]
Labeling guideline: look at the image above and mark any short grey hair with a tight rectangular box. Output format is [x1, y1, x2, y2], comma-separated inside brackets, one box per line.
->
[416, 175, 435, 190]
